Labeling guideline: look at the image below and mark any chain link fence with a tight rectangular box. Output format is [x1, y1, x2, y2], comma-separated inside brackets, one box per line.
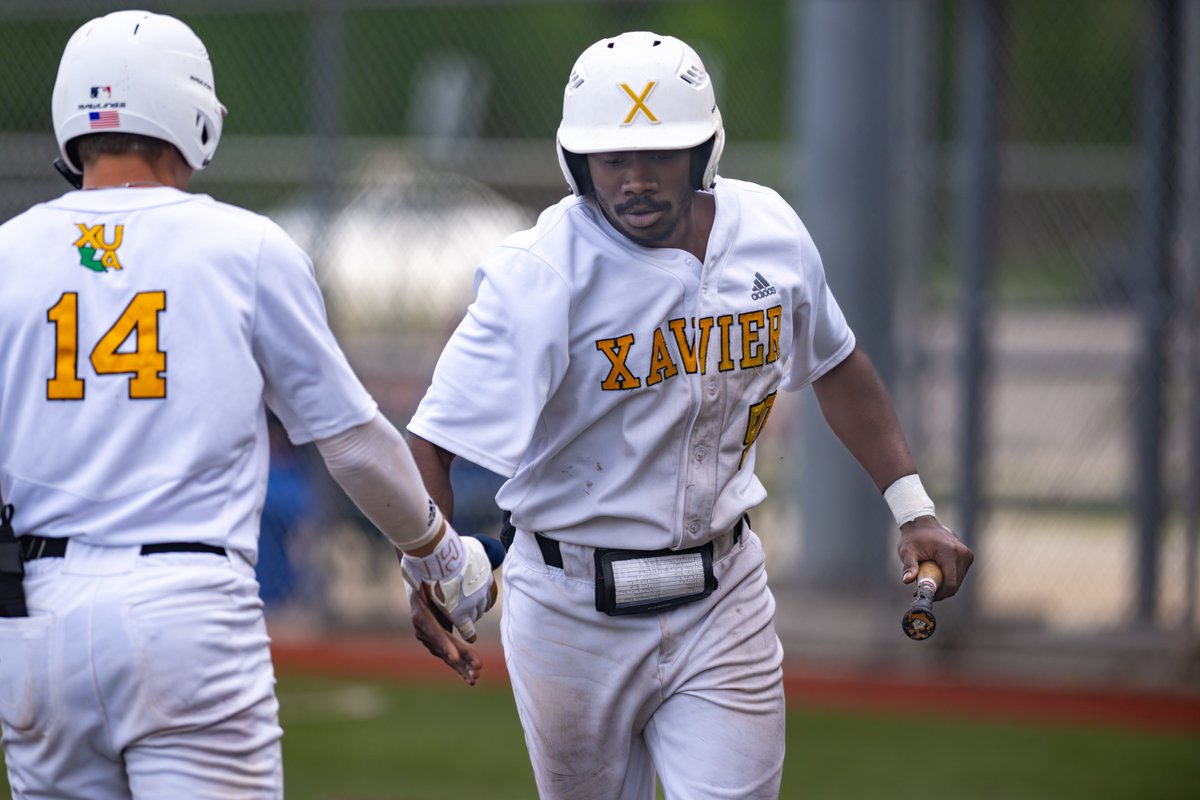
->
[2, 0, 1196, 687]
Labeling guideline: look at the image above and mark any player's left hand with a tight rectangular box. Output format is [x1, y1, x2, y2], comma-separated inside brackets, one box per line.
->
[897, 516, 974, 600]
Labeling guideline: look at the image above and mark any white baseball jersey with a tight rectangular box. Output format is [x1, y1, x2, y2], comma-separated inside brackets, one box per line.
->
[408, 176, 855, 549]
[0, 187, 375, 558]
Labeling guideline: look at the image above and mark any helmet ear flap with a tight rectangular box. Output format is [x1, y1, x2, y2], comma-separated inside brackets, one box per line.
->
[64, 138, 83, 175]
[690, 137, 715, 191]
[560, 148, 594, 196]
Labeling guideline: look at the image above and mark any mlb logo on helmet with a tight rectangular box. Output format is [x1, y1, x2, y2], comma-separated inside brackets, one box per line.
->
[90, 85, 112, 98]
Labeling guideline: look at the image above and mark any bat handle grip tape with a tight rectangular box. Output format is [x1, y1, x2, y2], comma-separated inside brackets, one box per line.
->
[915, 561, 942, 593]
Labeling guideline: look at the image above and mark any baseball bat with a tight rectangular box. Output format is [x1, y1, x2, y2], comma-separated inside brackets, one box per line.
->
[901, 561, 942, 640]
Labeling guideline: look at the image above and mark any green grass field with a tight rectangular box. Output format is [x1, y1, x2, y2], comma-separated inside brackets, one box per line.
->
[3, 673, 1197, 799]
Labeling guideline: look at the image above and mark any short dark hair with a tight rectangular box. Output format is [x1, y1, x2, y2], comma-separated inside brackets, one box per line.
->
[71, 133, 176, 168]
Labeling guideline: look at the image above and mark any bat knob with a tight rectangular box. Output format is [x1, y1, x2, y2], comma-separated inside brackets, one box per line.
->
[901, 607, 937, 640]
[900, 560, 942, 641]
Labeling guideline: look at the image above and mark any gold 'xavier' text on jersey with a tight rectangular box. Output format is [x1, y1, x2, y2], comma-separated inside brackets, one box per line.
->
[595, 305, 783, 390]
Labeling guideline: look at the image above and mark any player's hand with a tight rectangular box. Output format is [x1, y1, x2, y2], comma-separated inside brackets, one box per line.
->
[401, 529, 497, 643]
[408, 583, 484, 685]
[897, 516, 974, 600]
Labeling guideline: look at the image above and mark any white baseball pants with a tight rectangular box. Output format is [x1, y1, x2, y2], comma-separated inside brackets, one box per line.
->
[502, 524, 786, 800]
[0, 541, 282, 799]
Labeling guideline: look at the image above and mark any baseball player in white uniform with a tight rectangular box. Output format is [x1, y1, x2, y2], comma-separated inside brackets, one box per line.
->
[0, 11, 496, 799]
[405, 32, 974, 800]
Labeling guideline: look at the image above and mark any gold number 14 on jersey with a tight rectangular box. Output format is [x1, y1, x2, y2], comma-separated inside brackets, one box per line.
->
[46, 291, 167, 400]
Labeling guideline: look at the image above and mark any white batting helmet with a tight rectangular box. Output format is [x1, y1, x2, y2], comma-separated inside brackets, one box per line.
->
[556, 32, 725, 196]
[51, 10, 226, 177]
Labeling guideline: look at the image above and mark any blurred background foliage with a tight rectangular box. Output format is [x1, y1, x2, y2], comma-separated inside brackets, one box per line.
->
[0, 1, 1142, 143]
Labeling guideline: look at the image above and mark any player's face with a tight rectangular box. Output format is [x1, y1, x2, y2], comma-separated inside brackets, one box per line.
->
[586, 149, 695, 248]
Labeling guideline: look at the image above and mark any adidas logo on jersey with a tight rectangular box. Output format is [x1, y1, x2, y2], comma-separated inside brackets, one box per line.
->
[751, 272, 776, 301]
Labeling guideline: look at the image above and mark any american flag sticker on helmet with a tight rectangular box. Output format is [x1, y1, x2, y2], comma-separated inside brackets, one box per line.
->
[89, 110, 120, 129]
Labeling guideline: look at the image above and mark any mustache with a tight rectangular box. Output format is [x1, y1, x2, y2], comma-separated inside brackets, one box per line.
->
[613, 197, 670, 215]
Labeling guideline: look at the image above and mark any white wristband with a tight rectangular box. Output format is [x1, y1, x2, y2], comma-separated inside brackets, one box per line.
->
[883, 474, 936, 527]
[405, 516, 464, 584]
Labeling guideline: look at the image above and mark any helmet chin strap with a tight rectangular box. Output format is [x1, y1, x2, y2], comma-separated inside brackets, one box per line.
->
[52, 158, 83, 190]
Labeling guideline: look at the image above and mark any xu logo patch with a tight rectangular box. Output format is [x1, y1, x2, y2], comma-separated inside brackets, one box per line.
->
[73, 223, 124, 272]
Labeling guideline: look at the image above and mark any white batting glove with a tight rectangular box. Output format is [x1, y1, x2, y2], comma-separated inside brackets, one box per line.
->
[401, 528, 495, 643]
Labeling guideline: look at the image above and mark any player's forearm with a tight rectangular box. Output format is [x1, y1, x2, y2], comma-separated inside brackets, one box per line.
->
[811, 344, 917, 491]
[407, 433, 457, 523]
[315, 412, 443, 554]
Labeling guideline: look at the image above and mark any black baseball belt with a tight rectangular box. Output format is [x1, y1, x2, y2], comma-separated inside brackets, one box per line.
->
[18, 535, 226, 561]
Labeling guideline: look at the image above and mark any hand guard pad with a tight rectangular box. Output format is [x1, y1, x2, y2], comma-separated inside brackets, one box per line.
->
[401, 529, 496, 642]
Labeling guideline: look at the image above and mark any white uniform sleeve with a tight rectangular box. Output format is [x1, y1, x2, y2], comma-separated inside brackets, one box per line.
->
[408, 249, 571, 477]
[781, 220, 856, 391]
[252, 221, 377, 443]
[316, 412, 441, 552]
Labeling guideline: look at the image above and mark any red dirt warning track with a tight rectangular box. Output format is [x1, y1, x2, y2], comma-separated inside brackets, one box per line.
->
[270, 633, 1200, 735]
